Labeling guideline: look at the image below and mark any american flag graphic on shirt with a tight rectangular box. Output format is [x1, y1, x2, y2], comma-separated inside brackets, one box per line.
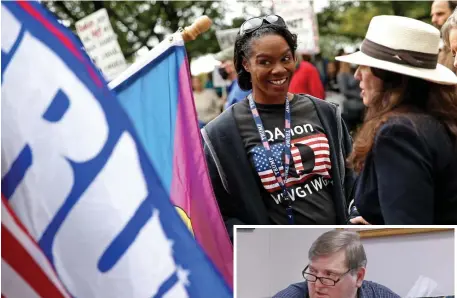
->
[251, 133, 331, 193]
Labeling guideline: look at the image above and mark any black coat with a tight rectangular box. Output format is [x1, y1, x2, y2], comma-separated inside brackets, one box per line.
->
[202, 95, 355, 239]
[355, 113, 457, 224]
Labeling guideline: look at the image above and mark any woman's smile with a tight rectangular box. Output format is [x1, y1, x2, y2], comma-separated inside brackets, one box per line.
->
[268, 78, 288, 86]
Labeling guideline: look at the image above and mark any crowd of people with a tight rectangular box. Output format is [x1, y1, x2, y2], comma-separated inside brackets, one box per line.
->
[194, 1, 457, 237]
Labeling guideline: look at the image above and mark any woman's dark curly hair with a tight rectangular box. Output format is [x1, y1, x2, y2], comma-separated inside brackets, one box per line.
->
[233, 24, 298, 90]
[348, 67, 457, 173]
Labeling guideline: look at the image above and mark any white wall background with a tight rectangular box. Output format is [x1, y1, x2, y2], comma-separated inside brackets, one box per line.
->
[235, 228, 454, 298]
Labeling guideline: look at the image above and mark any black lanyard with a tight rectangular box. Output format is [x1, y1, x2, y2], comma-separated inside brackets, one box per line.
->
[248, 94, 294, 224]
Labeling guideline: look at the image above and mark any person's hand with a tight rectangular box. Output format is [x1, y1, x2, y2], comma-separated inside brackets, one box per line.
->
[350, 216, 371, 225]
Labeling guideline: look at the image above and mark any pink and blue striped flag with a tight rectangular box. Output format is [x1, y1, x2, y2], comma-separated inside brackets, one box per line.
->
[1, 1, 232, 297]
[109, 29, 233, 286]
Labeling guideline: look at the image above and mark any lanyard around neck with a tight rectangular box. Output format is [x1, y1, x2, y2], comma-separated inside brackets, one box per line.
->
[248, 94, 294, 224]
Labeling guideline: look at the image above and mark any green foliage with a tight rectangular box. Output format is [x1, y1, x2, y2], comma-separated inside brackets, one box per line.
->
[43, 1, 435, 62]
[43, 1, 231, 61]
[316, 1, 433, 59]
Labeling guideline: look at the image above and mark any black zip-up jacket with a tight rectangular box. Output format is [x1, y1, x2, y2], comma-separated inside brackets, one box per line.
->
[354, 113, 457, 224]
[202, 95, 355, 238]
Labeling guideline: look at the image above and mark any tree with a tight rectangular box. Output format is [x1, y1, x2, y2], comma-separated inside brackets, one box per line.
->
[43, 1, 230, 61]
[316, 1, 433, 58]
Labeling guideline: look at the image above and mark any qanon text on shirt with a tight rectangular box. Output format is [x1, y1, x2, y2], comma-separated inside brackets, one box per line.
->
[265, 123, 314, 142]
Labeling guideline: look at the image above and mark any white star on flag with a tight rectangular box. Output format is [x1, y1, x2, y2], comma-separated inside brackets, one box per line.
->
[176, 265, 191, 287]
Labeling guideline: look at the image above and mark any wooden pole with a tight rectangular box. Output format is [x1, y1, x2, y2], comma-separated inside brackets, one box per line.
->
[181, 15, 212, 42]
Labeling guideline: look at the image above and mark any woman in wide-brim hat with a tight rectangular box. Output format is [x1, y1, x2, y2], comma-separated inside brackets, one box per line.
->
[336, 15, 457, 225]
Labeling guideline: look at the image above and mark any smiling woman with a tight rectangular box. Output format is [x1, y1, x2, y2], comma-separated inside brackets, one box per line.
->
[201, 15, 356, 238]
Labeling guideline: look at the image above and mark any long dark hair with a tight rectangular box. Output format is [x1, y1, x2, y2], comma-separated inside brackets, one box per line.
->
[348, 67, 457, 173]
[233, 24, 297, 91]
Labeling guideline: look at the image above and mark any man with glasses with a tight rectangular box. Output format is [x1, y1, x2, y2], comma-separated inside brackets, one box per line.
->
[273, 230, 400, 298]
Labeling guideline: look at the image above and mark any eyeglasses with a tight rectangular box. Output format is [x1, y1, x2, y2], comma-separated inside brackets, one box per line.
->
[302, 265, 352, 286]
[239, 15, 287, 36]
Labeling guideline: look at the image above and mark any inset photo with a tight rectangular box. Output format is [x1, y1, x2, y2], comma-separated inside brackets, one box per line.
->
[235, 227, 455, 298]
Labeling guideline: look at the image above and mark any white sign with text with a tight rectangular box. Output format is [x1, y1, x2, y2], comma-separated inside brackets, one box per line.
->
[215, 28, 239, 51]
[76, 8, 127, 81]
[274, 0, 320, 54]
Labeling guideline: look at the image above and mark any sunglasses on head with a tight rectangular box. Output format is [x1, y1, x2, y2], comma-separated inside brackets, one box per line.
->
[239, 15, 287, 36]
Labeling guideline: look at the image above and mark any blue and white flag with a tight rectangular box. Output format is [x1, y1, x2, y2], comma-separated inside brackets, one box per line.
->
[1, 2, 232, 297]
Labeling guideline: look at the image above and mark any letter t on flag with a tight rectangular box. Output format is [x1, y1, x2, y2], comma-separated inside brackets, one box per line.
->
[109, 30, 233, 287]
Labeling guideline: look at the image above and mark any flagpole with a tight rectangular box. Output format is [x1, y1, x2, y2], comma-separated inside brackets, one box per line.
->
[178, 15, 235, 289]
[181, 15, 212, 42]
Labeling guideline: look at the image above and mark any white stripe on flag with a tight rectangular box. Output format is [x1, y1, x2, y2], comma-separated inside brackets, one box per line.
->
[315, 158, 331, 163]
[1, 260, 41, 298]
[2, 201, 70, 298]
[314, 150, 330, 155]
[308, 143, 329, 149]
[260, 176, 277, 183]
[299, 136, 328, 144]
[314, 165, 330, 171]
[264, 183, 280, 190]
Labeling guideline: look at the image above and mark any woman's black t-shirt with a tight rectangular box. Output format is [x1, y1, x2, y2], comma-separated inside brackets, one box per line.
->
[233, 94, 337, 224]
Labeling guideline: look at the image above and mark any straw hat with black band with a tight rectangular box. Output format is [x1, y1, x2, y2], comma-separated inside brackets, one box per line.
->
[336, 15, 457, 85]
